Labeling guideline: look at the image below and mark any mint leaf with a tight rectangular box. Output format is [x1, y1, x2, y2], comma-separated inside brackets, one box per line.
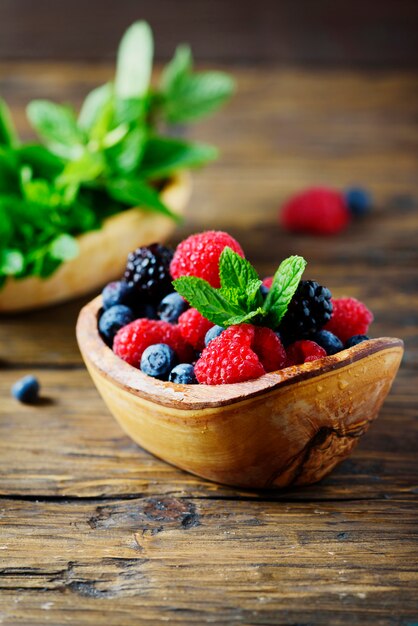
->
[263, 255, 307, 327]
[27, 101, 84, 159]
[219, 247, 263, 310]
[160, 45, 192, 92]
[58, 151, 104, 185]
[115, 21, 153, 99]
[173, 276, 243, 327]
[0, 98, 18, 148]
[224, 307, 266, 326]
[78, 83, 113, 132]
[106, 126, 146, 174]
[0, 249, 24, 275]
[106, 178, 179, 220]
[163, 72, 235, 124]
[140, 137, 218, 179]
[49, 234, 79, 261]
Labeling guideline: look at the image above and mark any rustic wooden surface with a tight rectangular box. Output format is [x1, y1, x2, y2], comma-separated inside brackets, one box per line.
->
[1, 0, 418, 68]
[0, 64, 417, 624]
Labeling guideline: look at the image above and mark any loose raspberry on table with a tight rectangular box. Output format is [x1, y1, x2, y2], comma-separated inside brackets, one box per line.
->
[113, 318, 194, 366]
[280, 187, 350, 235]
[178, 308, 214, 351]
[195, 325, 265, 385]
[170, 231, 245, 288]
[253, 327, 287, 372]
[286, 340, 327, 366]
[324, 297, 373, 343]
[262, 276, 273, 289]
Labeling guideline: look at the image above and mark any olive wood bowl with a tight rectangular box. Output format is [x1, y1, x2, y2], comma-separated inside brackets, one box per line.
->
[0, 172, 191, 313]
[76, 296, 403, 489]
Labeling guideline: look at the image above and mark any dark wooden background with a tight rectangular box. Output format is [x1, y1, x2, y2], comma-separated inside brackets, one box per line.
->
[0, 0, 417, 67]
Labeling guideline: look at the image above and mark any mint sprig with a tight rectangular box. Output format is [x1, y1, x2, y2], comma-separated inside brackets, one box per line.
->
[0, 22, 235, 287]
[263, 256, 307, 327]
[173, 248, 307, 330]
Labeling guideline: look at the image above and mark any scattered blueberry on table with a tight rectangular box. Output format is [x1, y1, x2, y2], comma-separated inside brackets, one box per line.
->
[11, 375, 40, 404]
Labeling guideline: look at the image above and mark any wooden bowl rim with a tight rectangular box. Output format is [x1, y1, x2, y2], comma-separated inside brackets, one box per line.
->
[76, 295, 404, 410]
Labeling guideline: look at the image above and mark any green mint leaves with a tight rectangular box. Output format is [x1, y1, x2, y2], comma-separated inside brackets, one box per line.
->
[0, 22, 235, 287]
[173, 248, 306, 330]
[264, 256, 307, 327]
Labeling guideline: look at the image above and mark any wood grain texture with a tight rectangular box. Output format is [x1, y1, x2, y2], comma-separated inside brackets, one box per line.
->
[0, 62, 417, 624]
[0, 0, 417, 67]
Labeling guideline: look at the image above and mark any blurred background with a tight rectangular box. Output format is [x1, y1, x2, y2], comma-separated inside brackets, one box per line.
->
[0, 0, 417, 67]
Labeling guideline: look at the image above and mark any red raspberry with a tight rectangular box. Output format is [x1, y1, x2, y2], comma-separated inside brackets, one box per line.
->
[286, 340, 327, 366]
[170, 231, 245, 288]
[324, 297, 373, 343]
[195, 325, 265, 385]
[281, 187, 350, 235]
[113, 318, 193, 366]
[253, 327, 287, 372]
[262, 276, 273, 289]
[178, 308, 213, 351]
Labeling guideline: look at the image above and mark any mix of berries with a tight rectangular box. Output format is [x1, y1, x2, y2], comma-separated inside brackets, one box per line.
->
[97, 231, 374, 385]
[280, 186, 372, 235]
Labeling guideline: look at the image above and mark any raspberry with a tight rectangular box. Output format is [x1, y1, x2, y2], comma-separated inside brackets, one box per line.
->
[281, 187, 350, 235]
[279, 280, 332, 338]
[262, 276, 273, 289]
[113, 318, 193, 366]
[124, 244, 173, 303]
[286, 340, 327, 366]
[195, 325, 265, 385]
[253, 326, 287, 372]
[170, 231, 245, 288]
[324, 297, 373, 343]
[178, 308, 213, 351]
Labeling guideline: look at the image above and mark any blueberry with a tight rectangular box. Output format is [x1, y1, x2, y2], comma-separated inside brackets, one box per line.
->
[312, 330, 344, 355]
[169, 363, 197, 384]
[204, 325, 224, 347]
[140, 343, 177, 379]
[102, 281, 136, 310]
[158, 292, 188, 323]
[345, 187, 372, 217]
[345, 334, 370, 348]
[260, 284, 270, 298]
[99, 304, 134, 346]
[135, 303, 158, 320]
[12, 375, 40, 404]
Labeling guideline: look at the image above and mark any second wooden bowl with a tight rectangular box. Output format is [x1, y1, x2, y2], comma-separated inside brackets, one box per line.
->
[76, 296, 403, 489]
[0, 172, 191, 313]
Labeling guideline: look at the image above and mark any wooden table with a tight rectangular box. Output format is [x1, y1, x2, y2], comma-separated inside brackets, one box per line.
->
[0, 64, 417, 625]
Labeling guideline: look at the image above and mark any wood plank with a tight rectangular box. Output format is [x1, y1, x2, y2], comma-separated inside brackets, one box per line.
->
[0, 369, 416, 499]
[0, 498, 417, 625]
[0, 0, 417, 67]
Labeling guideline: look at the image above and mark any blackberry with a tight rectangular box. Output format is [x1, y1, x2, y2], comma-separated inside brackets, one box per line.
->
[279, 280, 332, 338]
[124, 244, 174, 303]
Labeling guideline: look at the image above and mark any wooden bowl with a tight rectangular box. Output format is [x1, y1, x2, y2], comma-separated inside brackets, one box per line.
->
[76, 296, 403, 489]
[0, 172, 191, 313]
